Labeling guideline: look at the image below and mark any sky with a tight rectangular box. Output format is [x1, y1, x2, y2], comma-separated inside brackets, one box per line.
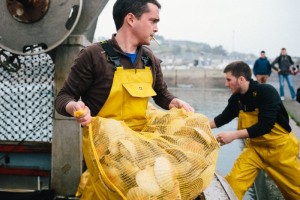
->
[95, 0, 300, 59]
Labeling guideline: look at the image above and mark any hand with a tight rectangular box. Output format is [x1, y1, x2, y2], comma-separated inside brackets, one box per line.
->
[169, 98, 194, 112]
[216, 132, 236, 146]
[67, 101, 92, 127]
[216, 129, 248, 146]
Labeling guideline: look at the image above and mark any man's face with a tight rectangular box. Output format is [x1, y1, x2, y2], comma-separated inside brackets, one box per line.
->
[225, 72, 242, 94]
[281, 49, 287, 55]
[132, 3, 160, 45]
[260, 52, 266, 58]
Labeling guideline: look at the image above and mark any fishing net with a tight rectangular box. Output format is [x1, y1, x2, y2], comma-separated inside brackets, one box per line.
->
[0, 48, 54, 142]
[82, 105, 219, 200]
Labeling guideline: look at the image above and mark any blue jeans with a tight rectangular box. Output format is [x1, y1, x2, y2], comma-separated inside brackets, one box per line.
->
[278, 74, 296, 98]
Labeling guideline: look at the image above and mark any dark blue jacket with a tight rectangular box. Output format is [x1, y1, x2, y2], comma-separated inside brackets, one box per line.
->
[253, 57, 272, 76]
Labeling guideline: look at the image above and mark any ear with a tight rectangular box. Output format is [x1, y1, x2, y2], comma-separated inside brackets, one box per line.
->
[125, 13, 135, 27]
[238, 76, 246, 84]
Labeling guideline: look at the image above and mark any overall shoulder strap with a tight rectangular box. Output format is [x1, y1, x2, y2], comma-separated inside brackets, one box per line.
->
[141, 48, 151, 67]
[101, 41, 152, 69]
[100, 41, 121, 70]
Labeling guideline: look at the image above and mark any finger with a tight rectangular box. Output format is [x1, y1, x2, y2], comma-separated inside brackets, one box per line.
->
[81, 118, 92, 127]
[81, 121, 90, 127]
[75, 101, 85, 110]
[189, 106, 195, 112]
[184, 104, 194, 112]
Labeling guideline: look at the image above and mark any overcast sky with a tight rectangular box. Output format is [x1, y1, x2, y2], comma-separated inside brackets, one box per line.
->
[95, 0, 300, 59]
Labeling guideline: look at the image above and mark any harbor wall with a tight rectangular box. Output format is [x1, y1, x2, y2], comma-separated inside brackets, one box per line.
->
[162, 68, 226, 88]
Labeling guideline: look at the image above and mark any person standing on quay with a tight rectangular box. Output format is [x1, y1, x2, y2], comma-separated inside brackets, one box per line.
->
[253, 50, 272, 83]
[271, 48, 296, 100]
[55, 0, 196, 199]
[210, 61, 300, 200]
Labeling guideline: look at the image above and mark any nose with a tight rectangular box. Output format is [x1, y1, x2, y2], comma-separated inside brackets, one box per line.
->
[225, 81, 229, 87]
[153, 24, 158, 33]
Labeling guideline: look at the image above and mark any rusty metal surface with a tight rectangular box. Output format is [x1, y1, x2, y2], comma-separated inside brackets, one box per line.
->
[6, 0, 50, 23]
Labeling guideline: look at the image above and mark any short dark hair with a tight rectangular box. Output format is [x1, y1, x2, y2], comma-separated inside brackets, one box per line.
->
[281, 48, 286, 51]
[224, 61, 252, 81]
[113, 0, 161, 31]
[261, 50, 265, 54]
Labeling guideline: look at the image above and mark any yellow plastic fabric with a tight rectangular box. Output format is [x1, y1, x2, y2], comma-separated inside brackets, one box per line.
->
[238, 109, 290, 143]
[82, 106, 219, 200]
[98, 66, 157, 131]
[227, 109, 300, 200]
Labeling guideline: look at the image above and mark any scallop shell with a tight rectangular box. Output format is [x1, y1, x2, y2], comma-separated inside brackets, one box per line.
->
[102, 155, 121, 169]
[137, 157, 155, 169]
[193, 127, 212, 144]
[119, 157, 140, 176]
[136, 166, 162, 195]
[173, 126, 196, 137]
[176, 137, 204, 154]
[165, 118, 186, 134]
[186, 153, 209, 170]
[165, 148, 188, 162]
[185, 115, 200, 127]
[160, 135, 177, 145]
[102, 119, 126, 143]
[187, 177, 204, 199]
[163, 180, 181, 200]
[119, 139, 138, 160]
[179, 168, 202, 188]
[102, 165, 125, 192]
[199, 164, 216, 185]
[185, 113, 209, 126]
[126, 187, 150, 200]
[154, 156, 176, 191]
[176, 161, 192, 177]
[205, 148, 219, 165]
[152, 113, 171, 125]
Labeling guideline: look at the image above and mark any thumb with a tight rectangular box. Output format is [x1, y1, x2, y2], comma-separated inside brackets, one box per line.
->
[74, 101, 85, 110]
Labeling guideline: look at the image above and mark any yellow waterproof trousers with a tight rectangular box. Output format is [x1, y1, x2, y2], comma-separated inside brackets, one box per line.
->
[226, 132, 300, 200]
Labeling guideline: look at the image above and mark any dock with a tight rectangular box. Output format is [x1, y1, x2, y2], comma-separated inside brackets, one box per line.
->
[283, 99, 300, 157]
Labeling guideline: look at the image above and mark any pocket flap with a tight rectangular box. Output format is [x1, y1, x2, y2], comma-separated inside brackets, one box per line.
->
[123, 82, 157, 98]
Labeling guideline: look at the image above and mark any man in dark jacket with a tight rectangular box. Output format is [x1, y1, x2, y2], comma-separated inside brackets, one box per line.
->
[253, 50, 272, 83]
[210, 61, 300, 200]
[271, 48, 296, 100]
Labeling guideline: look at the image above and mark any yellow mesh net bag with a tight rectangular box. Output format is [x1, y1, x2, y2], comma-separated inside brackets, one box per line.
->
[82, 106, 219, 200]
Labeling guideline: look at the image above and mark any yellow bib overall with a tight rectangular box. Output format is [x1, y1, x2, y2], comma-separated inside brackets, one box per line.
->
[79, 66, 156, 200]
[226, 110, 300, 200]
